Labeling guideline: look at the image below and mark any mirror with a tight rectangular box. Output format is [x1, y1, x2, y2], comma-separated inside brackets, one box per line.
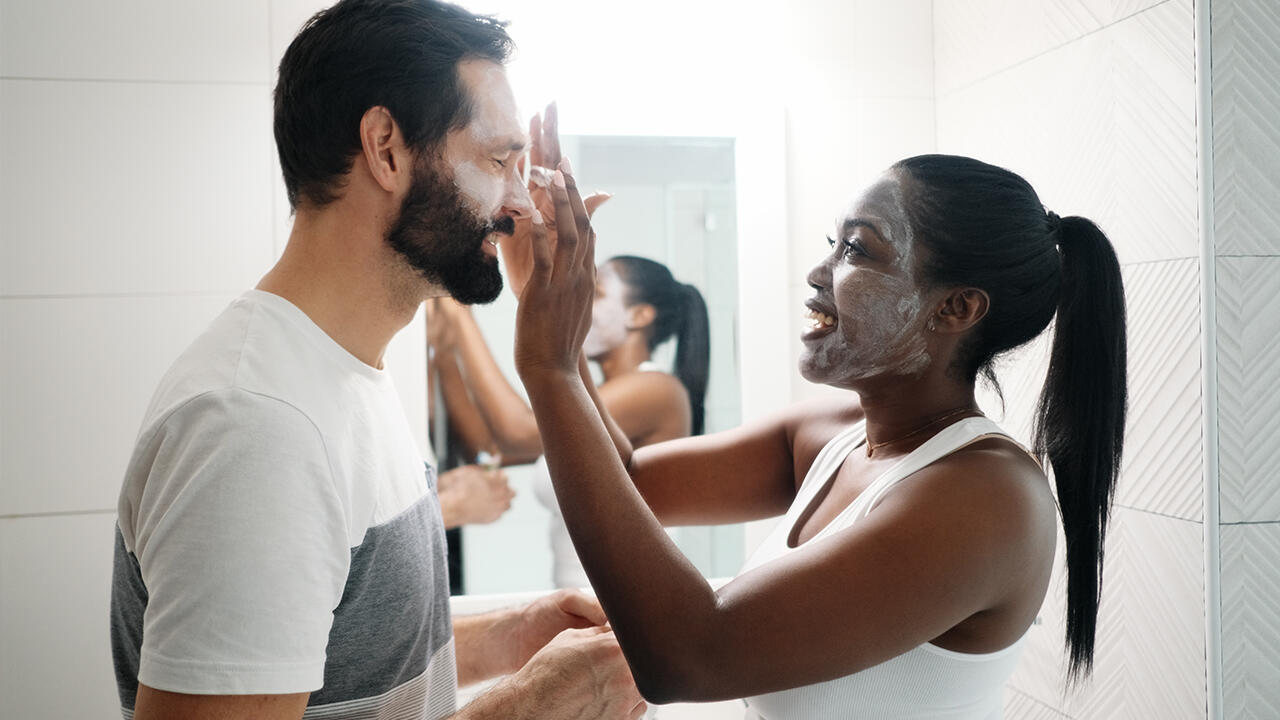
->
[439, 134, 745, 594]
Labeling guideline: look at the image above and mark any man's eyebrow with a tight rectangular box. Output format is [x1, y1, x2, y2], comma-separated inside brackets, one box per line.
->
[498, 136, 529, 153]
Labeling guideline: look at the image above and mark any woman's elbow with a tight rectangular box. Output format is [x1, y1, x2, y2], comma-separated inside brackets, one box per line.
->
[626, 639, 729, 705]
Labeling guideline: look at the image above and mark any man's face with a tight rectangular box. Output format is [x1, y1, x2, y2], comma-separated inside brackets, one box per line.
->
[384, 60, 532, 304]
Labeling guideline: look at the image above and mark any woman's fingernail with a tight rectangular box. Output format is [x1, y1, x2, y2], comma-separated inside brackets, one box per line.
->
[532, 208, 544, 224]
[553, 170, 566, 189]
[559, 156, 573, 175]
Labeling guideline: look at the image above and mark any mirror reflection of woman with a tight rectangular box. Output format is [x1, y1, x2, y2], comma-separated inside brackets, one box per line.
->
[512, 152, 1126, 719]
[427, 253, 710, 588]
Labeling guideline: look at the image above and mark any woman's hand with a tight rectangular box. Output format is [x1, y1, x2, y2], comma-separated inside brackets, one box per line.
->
[501, 103, 609, 298]
[514, 159, 597, 382]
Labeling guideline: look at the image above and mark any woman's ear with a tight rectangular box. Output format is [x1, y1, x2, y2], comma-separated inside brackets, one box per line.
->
[627, 303, 656, 331]
[931, 287, 989, 334]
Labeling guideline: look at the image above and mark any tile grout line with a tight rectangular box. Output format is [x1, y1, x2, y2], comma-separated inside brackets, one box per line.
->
[0, 75, 270, 87]
[938, 0, 1179, 100]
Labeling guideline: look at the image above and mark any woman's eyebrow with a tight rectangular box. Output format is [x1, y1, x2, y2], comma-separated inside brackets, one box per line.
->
[841, 218, 889, 245]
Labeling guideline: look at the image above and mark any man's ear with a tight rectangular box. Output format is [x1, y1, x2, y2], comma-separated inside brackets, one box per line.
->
[359, 106, 411, 194]
[627, 303, 656, 331]
[931, 287, 989, 334]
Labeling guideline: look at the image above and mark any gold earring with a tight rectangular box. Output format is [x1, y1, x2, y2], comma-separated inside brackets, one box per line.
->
[927, 317, 937, 331]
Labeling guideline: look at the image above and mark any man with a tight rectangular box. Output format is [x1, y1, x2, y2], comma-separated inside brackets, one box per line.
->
[110, 1, 645, 718]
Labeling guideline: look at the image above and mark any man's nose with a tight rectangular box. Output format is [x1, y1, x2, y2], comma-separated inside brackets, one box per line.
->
[501, 170, 533, 219]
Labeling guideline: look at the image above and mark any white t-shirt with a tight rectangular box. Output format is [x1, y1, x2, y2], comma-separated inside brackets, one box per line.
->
[111, 290, 456, 719]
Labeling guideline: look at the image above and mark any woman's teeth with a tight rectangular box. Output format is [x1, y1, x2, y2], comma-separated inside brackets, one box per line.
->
[805, 308, 836, 330]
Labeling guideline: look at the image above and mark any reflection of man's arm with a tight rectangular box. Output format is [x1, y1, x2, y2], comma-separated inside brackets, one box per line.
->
[449, 306, 545, 460]
[434, 346, 507, 462]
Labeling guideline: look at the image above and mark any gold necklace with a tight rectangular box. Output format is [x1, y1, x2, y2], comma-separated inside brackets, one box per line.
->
[865, 406, 979, 458]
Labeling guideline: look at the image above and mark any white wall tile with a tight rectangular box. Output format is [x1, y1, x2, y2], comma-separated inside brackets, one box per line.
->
[934, 0, 1104, 94]
[1212, 0, 1280, 256]
[0, 0, 269, 83]
[0, 513, 120, 719]
[937, 0, 1197, 266]
[0, 79, 275, 296]
[1006, 687, 1074, 720]
[1221, 522, 1280, 720]
[1217, 257, 1280, 523]
[1009, 508, 1204, 719]
[785, 0, 933, 100]
[269, 0, 332, 82]
[1116, 259, 1203, 520]
[0, 295, 235, 516]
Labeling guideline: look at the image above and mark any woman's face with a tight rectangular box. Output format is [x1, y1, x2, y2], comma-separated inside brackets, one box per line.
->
[583, 262, 632, 360]
[799, 171, 933, 388]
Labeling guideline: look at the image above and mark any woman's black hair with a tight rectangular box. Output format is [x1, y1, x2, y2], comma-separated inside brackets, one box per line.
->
[892, 154, 1127, 682]
[608, 256, 711, 435]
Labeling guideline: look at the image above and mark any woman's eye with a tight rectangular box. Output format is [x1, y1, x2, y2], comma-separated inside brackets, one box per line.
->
[827, 235, 866, 258]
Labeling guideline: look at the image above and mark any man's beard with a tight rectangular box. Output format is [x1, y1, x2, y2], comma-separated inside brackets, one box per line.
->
[384, 155, 515, 305]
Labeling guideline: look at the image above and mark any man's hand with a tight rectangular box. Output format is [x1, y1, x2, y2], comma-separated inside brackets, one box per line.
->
[511, 589, 607, 668]
[461, 627, 646, 720]
[437, 465, 514, 529]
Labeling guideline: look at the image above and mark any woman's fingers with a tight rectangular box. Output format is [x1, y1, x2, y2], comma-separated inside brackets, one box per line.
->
[549, 170, 579, 277]
[584, 192, 612, 219]
[543, 101, 561, 167]
[528, 112, 543, 168]
[557, 158, 594, 273]
[526, 209, 553, 295]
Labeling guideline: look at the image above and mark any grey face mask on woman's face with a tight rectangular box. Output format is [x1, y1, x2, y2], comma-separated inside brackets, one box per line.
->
[583, 265, 632, 359]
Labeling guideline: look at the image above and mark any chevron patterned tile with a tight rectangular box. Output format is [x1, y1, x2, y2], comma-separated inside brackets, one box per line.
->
[1075, 510, 1205, 719]
[1080, 0, 1169, 25]
[934, 0, 1104, 94]
[1221, 523, 1280, 720]
[1009, 508, 1205, 719]
[1109, 0, 1199, 263]
[1006, 687, 1075, 720]
[1217, 257, 1280, 522]
[1212, 0, 1280, 256]
[1115, 259, 1203, 520]
[937, 1, 1198, 265]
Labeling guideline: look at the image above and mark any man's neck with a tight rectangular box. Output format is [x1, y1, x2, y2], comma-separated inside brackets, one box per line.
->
[257, 206, 432, 369]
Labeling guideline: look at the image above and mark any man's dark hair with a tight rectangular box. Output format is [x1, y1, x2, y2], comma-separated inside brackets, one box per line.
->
[274, 0, 514, 209]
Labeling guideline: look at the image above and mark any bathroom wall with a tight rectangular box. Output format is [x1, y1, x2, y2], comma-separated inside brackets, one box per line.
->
[1210, 0, 1280, 717]
[933, 0, 1280, 717]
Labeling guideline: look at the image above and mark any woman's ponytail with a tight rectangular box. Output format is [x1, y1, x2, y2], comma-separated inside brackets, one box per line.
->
[1032, 214, 1128, 683]
[609, 256, 712, 436]
[673, 284, 710, 435]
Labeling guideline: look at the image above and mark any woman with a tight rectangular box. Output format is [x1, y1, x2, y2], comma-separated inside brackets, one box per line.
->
[427, 253, 710, 587]
[512, 154, 1125, 718]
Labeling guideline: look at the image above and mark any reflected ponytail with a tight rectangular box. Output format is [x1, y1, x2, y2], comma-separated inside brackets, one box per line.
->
[673, 284, 710, 435]
[609, 256, 711, 435]
[893, 155, 1127, 682]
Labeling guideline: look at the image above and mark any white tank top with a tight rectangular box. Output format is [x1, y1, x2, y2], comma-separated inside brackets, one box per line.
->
[738, 416, 1030, 720]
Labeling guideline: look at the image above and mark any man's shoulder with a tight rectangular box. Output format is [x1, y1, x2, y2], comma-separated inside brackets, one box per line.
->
[145, 291, 334, 430]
